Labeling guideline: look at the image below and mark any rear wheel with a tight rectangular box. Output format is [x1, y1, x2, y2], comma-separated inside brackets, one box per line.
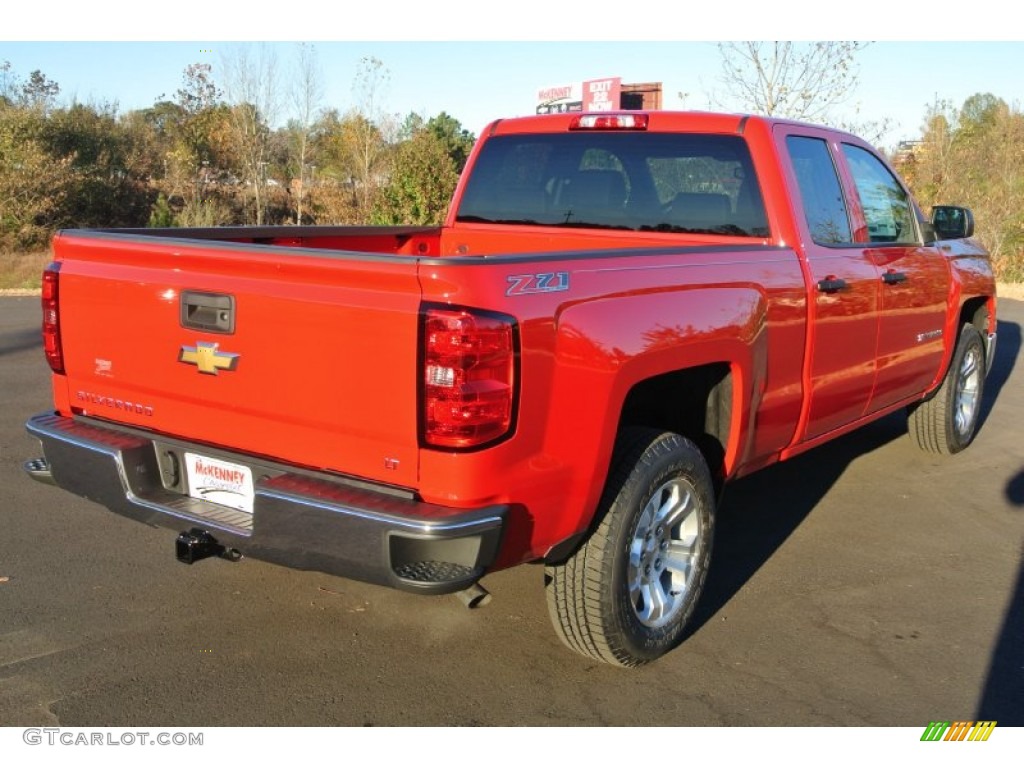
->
[545, 428, 715, 667]
[907, 324, 986, 454]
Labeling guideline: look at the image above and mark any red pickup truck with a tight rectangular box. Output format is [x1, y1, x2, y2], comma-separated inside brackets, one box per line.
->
[24, 111, 996, 666]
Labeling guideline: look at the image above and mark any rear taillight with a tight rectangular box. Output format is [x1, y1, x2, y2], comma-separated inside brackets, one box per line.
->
[42, 262, 64, 374]
[422, 307, 517, 449]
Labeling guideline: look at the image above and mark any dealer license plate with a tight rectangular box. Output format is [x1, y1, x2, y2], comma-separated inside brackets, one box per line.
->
[184, 452, 255, 514]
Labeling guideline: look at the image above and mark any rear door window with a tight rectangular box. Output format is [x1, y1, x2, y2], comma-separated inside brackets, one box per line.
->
[785, 136, 853, 245]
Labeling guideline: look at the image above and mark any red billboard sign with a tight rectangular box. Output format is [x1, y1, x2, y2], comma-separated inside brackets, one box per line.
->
[583, 77, 622, 112]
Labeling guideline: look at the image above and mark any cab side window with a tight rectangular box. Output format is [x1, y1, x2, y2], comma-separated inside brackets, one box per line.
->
[786, 136, 852, 245]
[841, 144, 918, 244]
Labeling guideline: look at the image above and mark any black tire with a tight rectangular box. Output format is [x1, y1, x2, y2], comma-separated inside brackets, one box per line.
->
[545, 428, 715, 667]
[907, 323, 986, 455]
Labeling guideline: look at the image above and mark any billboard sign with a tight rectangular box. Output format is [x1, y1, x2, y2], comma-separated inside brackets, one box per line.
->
[536, 83, 583, 114]
[583, 77, 622, 111]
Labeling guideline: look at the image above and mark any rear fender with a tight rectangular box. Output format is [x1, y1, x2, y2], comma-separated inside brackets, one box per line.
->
[541, 286, 767, 550]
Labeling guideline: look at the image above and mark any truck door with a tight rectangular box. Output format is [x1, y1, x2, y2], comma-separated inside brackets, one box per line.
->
[836, 142, 950, 412]
[780, 130, 881, 440]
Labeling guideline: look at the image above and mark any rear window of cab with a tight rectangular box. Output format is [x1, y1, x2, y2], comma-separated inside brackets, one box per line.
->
[456, 132, 769, 238]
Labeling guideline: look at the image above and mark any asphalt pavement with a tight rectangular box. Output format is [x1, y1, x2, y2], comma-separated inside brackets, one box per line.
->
[1, 294, 1022, 726]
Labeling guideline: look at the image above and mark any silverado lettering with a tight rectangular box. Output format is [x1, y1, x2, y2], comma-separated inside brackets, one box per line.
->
[75, 391, 155, 416]
[25, 111, 997, 667]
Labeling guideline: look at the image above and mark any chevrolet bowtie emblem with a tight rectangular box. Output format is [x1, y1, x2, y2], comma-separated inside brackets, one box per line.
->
[178, 342, 239, 375]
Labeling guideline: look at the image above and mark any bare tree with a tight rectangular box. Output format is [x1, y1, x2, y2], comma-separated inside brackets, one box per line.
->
[0, 60, 18, 105]
[220, 45, 279, 225]
[349, 56, 394, 218]
[291, 43, 324, 225]
[716, 42, 868, 123]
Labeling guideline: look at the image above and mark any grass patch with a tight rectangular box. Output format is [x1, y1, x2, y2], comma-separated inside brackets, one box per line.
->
[998, 282, 1024, 301]
[0, 251, 51, 291]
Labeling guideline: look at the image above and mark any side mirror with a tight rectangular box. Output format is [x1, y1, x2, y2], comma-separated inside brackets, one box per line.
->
[931, 206, 975, 240]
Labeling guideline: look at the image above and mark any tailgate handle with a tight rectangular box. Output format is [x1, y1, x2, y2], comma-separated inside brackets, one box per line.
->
[181, 291, 235, 334]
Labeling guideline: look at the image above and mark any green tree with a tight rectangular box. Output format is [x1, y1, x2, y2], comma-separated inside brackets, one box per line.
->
[148, 193, 174, 227]
[168, 64, 236, 223]
[130, 65, 236, 226]
[175, 63, 225, 167]
[0, 106, 78, 248]
[425, 111, 475, 172]
[41, 102, 154, 229]
[20, 69, 60, 112]
[373, 127, 458, 225]
[902, 93, 1024, 281]
[959, 93, 1004, 135]
[398, 111, 425, 140]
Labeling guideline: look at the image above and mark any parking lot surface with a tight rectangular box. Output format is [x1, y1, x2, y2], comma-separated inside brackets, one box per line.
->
[1, 295, 1022, 726]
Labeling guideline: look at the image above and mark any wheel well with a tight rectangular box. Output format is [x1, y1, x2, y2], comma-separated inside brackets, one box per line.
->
[618, 364, 732, 484]
[960, 296, 990, 335]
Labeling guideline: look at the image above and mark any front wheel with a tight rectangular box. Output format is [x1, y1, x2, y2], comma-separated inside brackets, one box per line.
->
[907, 324, 986, 455]
[545, 428, 715, 667]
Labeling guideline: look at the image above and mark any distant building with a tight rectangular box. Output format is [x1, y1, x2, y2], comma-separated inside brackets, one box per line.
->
[620, 82, 663, 111]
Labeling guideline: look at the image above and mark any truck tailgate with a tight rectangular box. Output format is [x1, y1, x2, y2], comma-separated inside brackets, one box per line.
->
[53, 232, 422, 489]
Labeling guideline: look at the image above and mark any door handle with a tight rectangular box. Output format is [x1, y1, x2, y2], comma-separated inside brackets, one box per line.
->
[816, 277, 848, 293]
[882, 271, 908, 285]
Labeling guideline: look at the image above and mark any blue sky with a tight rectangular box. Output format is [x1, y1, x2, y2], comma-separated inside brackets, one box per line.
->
[3, 5, 1020, 150]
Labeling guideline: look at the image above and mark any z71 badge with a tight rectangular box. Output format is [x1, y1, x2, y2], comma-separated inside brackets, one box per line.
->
[506, 272, 570, 296]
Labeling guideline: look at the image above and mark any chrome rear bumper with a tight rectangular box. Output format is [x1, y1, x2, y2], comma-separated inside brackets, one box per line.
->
[25, 412, 507, 594]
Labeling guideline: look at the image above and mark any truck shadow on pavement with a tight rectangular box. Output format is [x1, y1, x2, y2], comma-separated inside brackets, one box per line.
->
[978, 522, 1024, 725]
[976, 468, 1024, 725]
[690, 318, 1021, 724]
[0, 327, 42, 358]
[977, 319, 1020, 430]
[977, 319, 1023, 723]
[1006, 469, 1024, 506]
[694, 407, 907, 627]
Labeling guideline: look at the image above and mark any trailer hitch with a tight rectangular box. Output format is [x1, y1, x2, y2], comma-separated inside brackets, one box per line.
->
[175, 528, 241, 564]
